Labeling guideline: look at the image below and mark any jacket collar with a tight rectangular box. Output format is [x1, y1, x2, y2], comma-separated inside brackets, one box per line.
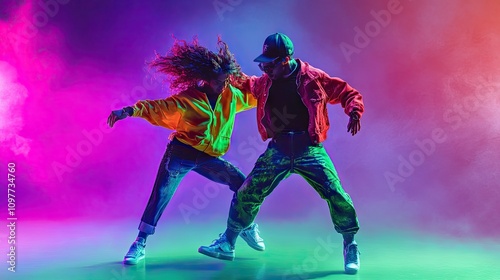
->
[263, 58, 310, 83]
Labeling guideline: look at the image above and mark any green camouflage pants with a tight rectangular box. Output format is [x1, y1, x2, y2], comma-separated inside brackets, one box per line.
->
[228, 132, 359, 235]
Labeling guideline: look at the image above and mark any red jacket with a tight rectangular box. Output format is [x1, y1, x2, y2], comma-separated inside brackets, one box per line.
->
[242, 59, 364, 143]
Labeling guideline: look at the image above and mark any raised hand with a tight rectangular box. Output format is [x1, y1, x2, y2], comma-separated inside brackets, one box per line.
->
[107, 109, 129, 128]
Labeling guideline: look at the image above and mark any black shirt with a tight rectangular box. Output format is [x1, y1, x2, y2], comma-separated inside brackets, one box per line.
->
[263, 64, 309, 134]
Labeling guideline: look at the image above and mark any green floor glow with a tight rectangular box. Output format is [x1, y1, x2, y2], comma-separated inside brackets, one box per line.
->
[5, 219, 500, 280]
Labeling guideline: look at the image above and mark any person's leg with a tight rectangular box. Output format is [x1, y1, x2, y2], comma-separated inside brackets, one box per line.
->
[124, 144, 192, 265]
[294, 144, 360, 273]
[192, 156, 245, 192]
[138, 145, 193, 236]
[294, 145, 359, 237]
[198, 143, 291, 260]
[226, 144, 291, 243]
[193, 157, 265, 251]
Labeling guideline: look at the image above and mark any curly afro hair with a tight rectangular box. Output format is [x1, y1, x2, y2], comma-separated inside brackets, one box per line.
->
[149, 36, 243, 93]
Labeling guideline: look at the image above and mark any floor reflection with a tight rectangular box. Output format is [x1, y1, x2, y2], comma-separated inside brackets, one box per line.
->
[6, 220, 500, 280]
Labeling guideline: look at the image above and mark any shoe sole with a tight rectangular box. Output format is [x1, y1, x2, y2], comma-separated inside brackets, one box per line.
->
[344, 263, 360, 275]
[344, 267, 359, 275]
[240, 233, 265, 251]
[123, 255, 145, 265]
[198, 247, 234, 261]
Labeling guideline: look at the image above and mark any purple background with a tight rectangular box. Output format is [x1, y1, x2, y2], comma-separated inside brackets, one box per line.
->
[1, 0, 499, 237]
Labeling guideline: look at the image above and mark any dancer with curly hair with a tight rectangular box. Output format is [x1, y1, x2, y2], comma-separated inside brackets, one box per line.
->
[107, 37, 264, 265]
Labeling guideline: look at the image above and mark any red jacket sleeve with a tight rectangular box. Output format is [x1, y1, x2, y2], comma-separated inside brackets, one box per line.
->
[237, 73, 262, 99]
[319, 71, 364, 118]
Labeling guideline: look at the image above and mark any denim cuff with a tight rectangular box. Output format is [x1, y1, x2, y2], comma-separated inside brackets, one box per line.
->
[138, 221, 156, 235]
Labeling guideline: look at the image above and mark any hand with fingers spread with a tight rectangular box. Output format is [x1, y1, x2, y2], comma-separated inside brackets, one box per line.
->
[107, 108, 131, 128]
[347, 110, 361, 136]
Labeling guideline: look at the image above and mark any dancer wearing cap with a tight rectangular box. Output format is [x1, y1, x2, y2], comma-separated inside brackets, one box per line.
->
[198, 33, 364, 274]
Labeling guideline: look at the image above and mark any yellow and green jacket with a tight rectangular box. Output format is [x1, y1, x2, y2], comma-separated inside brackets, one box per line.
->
[131, 84, 257, 157]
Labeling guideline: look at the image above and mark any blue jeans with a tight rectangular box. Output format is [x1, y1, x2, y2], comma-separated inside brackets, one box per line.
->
[139, 138, 245, 234]
[227, 131, 359, 235]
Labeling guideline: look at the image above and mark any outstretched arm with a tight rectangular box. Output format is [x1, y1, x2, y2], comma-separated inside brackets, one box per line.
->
[234, 73, 263, 99]
[319, 72, 364, 136]
[107, 97, 184, 129]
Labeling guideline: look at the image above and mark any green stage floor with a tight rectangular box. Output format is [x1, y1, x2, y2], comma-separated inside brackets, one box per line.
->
[4, 219, 500, 280]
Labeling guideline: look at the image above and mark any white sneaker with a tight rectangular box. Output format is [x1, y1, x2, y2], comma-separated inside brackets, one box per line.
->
[198, 233, 235, 261]
[123, 237, 146, 265]
[240, 223, 265, 251]
[343, 241, 360, 274]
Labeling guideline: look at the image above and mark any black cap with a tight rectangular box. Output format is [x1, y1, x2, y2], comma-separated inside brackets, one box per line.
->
[254, 33, 294, 63]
